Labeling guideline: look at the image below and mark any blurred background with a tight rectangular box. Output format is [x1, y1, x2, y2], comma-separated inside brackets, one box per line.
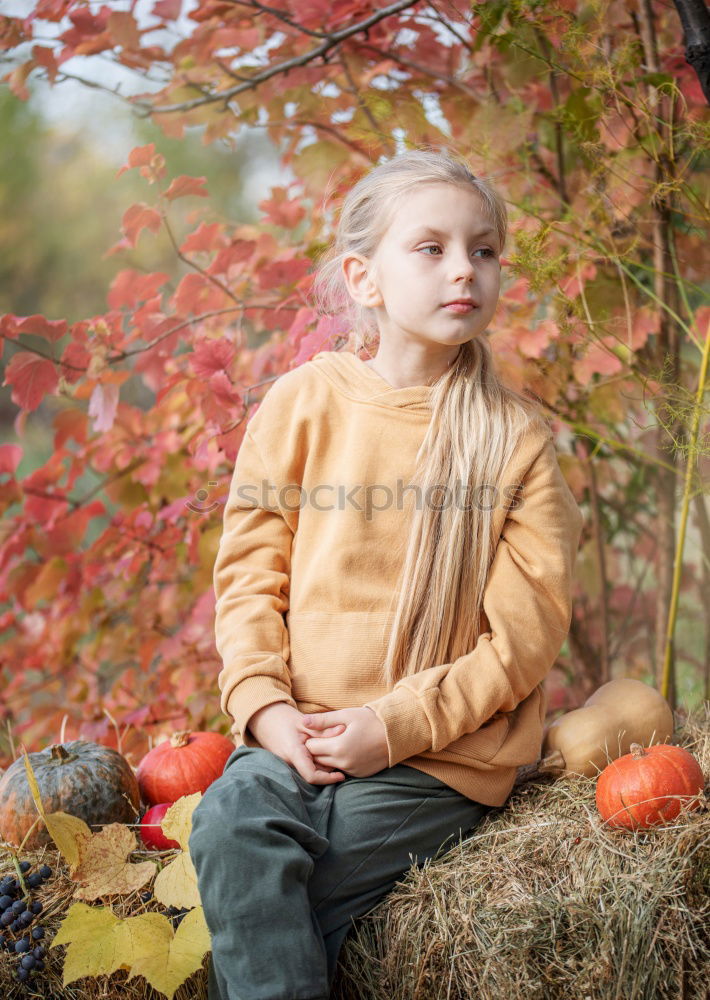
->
[0, 0, 289, 475]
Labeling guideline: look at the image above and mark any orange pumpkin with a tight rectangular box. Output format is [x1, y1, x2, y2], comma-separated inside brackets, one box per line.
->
[595, 742, 706, 830]
[136, 729, 235, 806]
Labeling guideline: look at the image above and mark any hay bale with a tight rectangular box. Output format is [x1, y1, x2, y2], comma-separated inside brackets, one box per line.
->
[1, 707, 707, 999]
[331, 704, 710, 1000]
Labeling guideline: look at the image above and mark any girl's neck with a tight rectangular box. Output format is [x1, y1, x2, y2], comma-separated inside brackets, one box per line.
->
[364, 347, 461, 390]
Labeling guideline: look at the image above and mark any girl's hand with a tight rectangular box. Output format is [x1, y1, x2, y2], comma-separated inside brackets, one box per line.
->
[247, 703, 348, 785]
[301, 707, 389, 777]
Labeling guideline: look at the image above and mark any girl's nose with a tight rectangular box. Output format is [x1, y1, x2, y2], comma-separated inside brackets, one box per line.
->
[450, 256, 476, 282]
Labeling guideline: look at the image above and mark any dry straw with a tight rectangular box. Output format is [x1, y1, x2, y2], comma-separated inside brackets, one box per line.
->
[331, 703, 709, 1000]
[1, 705, 708, 1000]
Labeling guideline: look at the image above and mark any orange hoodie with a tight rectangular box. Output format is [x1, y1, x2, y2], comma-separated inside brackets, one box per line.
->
[212, 349, 584, 807]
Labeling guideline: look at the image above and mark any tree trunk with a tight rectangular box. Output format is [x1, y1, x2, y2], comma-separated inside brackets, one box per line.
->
[670, 0, 710, 105]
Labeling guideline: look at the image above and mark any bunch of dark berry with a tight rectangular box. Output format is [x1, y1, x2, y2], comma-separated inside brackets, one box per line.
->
[0, 861, 52, 986]
[139, 891, 189, 926]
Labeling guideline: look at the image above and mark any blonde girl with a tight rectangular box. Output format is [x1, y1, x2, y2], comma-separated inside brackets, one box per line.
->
[189, 147, 584, 1000]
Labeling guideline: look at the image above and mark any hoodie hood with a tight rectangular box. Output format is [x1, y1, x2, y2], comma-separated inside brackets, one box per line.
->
[309, 349, 434, 411]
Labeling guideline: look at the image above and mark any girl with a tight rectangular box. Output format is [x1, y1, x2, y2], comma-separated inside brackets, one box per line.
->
[188, 147, 584, 1000]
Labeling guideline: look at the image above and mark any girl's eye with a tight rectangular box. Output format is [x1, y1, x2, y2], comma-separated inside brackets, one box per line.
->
[417, 245, 496, 258]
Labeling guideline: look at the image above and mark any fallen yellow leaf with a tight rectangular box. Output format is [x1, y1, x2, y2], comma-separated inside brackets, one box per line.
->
[152, 793, 203, 909]
[160, 791, 202, 850]
[153, 849, 202, 910]
[50, 902, 131, 983]
[72, 823, 156, 900]
[126, 906, 212, 999]
[51, 902, 211, 999]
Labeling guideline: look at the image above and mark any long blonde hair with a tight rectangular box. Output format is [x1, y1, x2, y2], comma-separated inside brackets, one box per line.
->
[312, 147, 544, 687]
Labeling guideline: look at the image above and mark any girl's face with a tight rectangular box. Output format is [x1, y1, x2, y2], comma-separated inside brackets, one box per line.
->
[362, 182, 502, 351]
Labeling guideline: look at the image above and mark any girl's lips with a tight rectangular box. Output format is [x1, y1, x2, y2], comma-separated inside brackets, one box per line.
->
[443, 302, 476, 313]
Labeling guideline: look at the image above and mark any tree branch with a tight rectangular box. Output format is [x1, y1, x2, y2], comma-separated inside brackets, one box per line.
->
[132, 0, 422, 115]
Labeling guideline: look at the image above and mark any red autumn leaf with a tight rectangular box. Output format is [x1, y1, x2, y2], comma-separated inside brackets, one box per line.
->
[133, 446, 165, 487]
[190, 338, 236, 379]
[500, 277, 531, 304]
[0, 318, 15, 348]
[46, 500, 106, 554]
[206, 27, 247, 50]
[0, 313, 67, 342]
[88, 382, 120, 432]
[0, 444, 22, 476]
[60, 338, 91, 381]
[516, 320, 559, 359]
[31, 0, 74, 22]
[172, 273, 232, 315]
[133, 294, 166, 334]
[7, 60, 32, 100]
[628, 308, 659, 350]
[3, 351, 59, 412]
[572, 339, 624, 383]
[208, 370, 243, 409]
[53, 407, 87, 449]
[259, 186, 306, 228]
[23, 492, 69, 533]
[559, 262, 598, 299]
[107, 10, 140, 48]
[107, 269, 170, 310]
[116, 143, 166, 181]
[152, 0, 182, 19]
[164, 175, 209, 201]
[121, 203, 162, 247]
[155, 371, 187, 406]
[31, 44, 59, 82]
[180, 222, 224, 254]
[256, 257, 311, 291]
[103, 235, 134, 257]
[290, 316, 348, 366]
[209, 239, 256, 275]
[66, 5, 110, 35]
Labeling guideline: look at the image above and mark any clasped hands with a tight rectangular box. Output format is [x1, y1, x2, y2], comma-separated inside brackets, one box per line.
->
[301, 706, 389, 779]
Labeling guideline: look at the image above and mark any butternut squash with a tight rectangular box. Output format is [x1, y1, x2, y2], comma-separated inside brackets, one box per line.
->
[538, 678, 675, 779]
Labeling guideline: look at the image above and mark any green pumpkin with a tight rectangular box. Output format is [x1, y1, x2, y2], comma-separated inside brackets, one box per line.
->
[0, 739, 140, 850]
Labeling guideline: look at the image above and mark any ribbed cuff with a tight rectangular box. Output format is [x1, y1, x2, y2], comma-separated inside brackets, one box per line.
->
[223, 675, 298, 745]
[362, 687, 432, 766]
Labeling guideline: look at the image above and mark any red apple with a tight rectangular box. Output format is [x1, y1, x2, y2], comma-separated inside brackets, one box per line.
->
[139, 802, 180, 850]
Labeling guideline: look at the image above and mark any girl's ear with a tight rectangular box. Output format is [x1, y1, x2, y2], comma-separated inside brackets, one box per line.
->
[342, 254, 383, 308]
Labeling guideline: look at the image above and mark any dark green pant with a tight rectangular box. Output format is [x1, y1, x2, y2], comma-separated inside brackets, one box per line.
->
[188, 745, 493, 1000]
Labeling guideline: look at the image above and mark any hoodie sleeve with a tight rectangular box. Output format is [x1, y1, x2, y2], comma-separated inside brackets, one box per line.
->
[362, 432, 585, 767]
[213, 424, 298, 745]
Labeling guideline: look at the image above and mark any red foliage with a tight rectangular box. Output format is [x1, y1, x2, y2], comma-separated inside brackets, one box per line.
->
[0, 0, 706, 769]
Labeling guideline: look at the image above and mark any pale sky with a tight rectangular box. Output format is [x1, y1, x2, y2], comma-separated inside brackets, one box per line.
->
[1, 0, 290, 196]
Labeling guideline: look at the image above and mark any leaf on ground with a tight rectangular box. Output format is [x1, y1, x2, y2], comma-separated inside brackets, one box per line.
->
[125, 906, 212, 1000]
[50, 902, 131, 982]
[72, 822, 156, 900]
[161, 792, 201, 850]
[51, 902, 211, 999]
[153, 847, 201, 910]
[152, 792, 203, 909]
